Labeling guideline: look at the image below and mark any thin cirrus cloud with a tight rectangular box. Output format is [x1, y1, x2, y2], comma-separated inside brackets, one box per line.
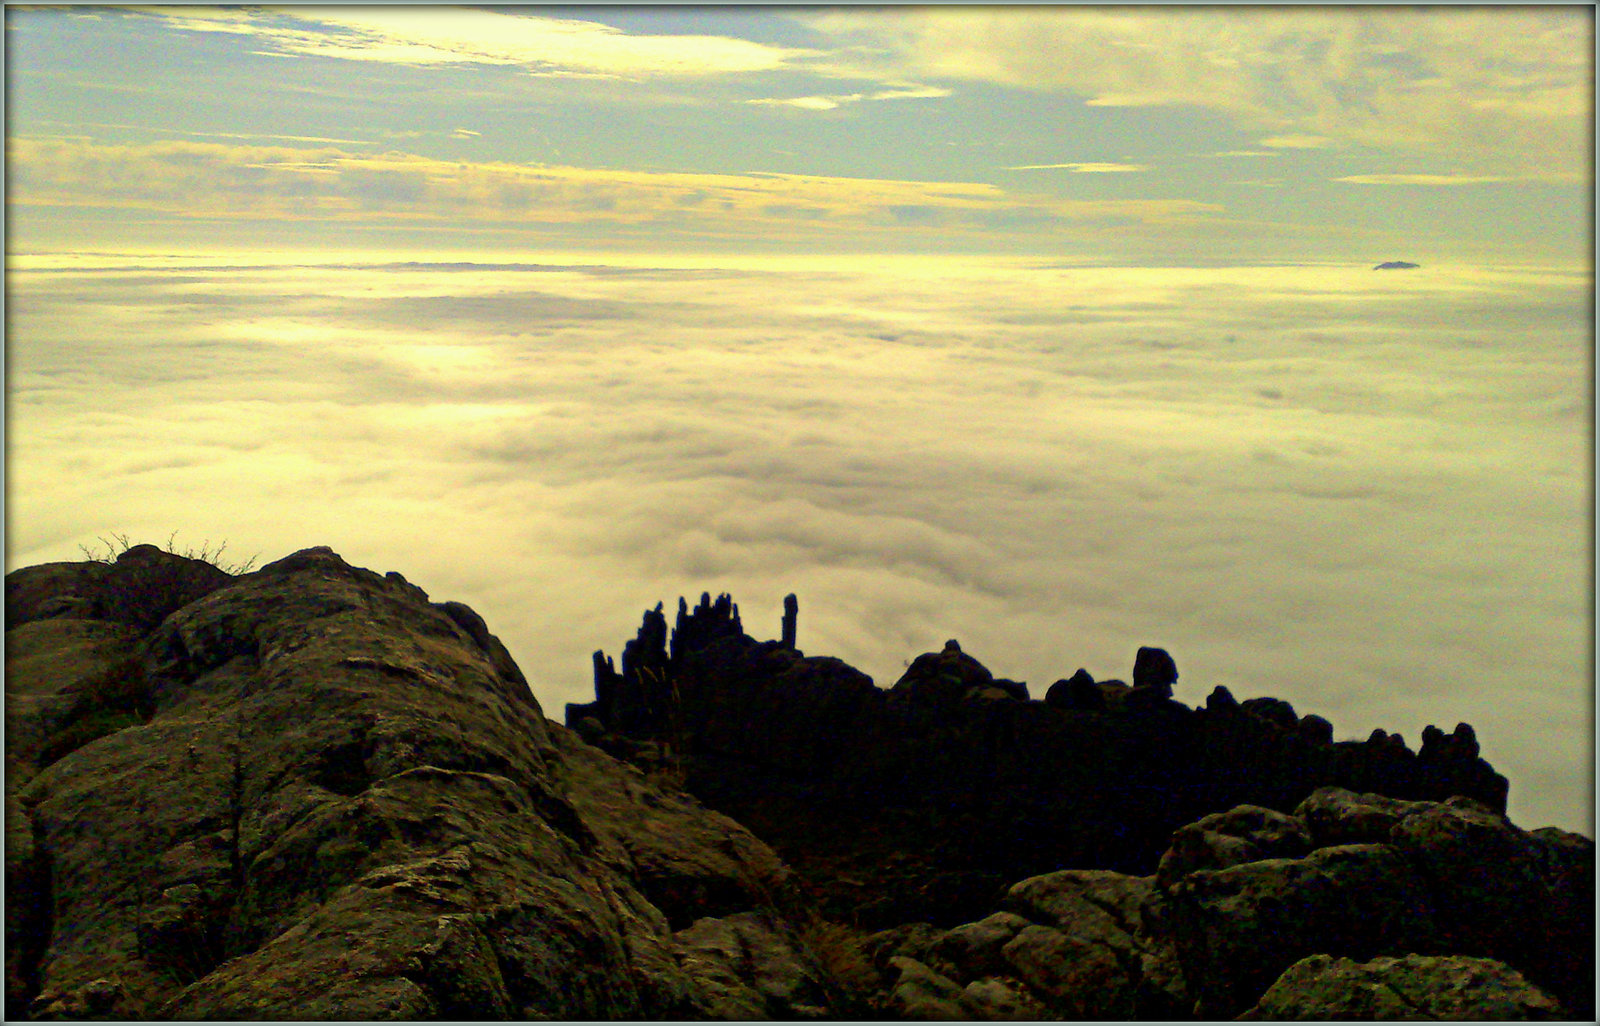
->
[135, 6, 816, 78]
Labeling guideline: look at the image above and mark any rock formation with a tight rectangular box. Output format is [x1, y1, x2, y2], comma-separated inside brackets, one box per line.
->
[865, 787, 1591, 1020]
[572, 594, 1513, 928]
[5, 549, 827, 1020]
[6, 551, 1587, 1022]
[781, 594, 798, 651]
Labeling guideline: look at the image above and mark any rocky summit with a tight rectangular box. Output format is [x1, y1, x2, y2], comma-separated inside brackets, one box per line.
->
[5, 548, 1592, 1020]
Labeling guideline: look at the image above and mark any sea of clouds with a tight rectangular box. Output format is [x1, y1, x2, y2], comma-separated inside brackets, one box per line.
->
[7, 251, 1590, 832]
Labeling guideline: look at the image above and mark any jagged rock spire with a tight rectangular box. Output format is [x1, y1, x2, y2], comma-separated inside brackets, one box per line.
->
[782, 594, 798, 650]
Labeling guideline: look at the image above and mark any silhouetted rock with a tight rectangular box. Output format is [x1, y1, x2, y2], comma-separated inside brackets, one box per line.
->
[1374, 260, 1421, 270]
[576, 593, 1516, 929]
[1131, 646, 1177, 697]
[1297, 713, 1334, 745]
[781, 594, 798, 650]
[1044, 669, 1100, 711]
[1205, 684, 1238, 712]
[1240, 695, 1298, 730]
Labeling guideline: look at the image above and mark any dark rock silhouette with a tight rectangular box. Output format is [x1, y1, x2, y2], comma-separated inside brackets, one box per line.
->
[574, 594, 1513, 930]
[781, 594, 798, 650]
[1131, 645, 1177, 697]
[1044, 668, 1101, 711]
[1374, 260, 1421, 270]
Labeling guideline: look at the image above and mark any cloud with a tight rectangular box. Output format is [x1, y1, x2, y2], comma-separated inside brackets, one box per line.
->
[747, 95, 859, 111]
[1259, 135, 1334, 150]
[1333, 172, 1513, 186]
[1006, 163, 1149, 173]
[134, 6, 815, 78]
[800, 7, 1590, 178]
[8, 136, 1223, 246]
[747, 82, 950, 111]
[6, 255, 1589, 836]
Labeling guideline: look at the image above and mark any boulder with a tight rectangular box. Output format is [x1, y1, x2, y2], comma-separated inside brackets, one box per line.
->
[1387, 797, 1571, 1006]
[889, 640, 998, 708]
[862, 922, 943, 973]
[1239, 696, 1298, 731]
[1044, 669, 1101, 711]
[930, 911, 1031, 979]
[1165, 843, 1440, 1017]
[5, 618, 147, 772]
[999, 923, 1136, 1018]
[1294, 786, 1430, 847]
[1297, 714, 1333, 745]
[1241, 953, 1565, 1020]
[1131, 646, 1178, 697]
[1155, 804, 1313, 888]
[674, 912, 836, 1018]
[998, 869, 1186, 1017]
[958, 976, 1051, 1020]
[884, 956, 969, 1019]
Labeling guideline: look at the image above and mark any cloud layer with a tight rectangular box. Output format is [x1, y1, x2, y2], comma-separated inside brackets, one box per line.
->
[8, 136, 1221, 246]
[8, 253, 1590, 833]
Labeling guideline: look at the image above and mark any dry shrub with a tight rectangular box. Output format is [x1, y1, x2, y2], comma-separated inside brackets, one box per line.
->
[797, 916, 881, 1008]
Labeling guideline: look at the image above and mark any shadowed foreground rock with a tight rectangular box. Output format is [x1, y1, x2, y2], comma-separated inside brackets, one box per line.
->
[1239, 953, 1564, 1020]
[864, 786, 1590, 1020]
[5, 548, 824, 1020]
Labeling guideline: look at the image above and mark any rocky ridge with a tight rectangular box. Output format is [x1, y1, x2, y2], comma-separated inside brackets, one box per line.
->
[569, 593, 1511, 928]
[5, 549, 1591, 1020]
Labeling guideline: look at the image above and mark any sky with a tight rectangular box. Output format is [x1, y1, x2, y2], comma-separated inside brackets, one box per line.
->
[4, 6, 1594, 833]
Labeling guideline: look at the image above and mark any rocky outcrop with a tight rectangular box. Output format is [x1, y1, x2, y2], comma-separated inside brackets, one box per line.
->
[6, 544, 231, 633]
[1241, 953, 1564, 1020]
[5, 548, 823, 1020]
[572, 594, 1512, 927]
[856, 787, 1589, 1020]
